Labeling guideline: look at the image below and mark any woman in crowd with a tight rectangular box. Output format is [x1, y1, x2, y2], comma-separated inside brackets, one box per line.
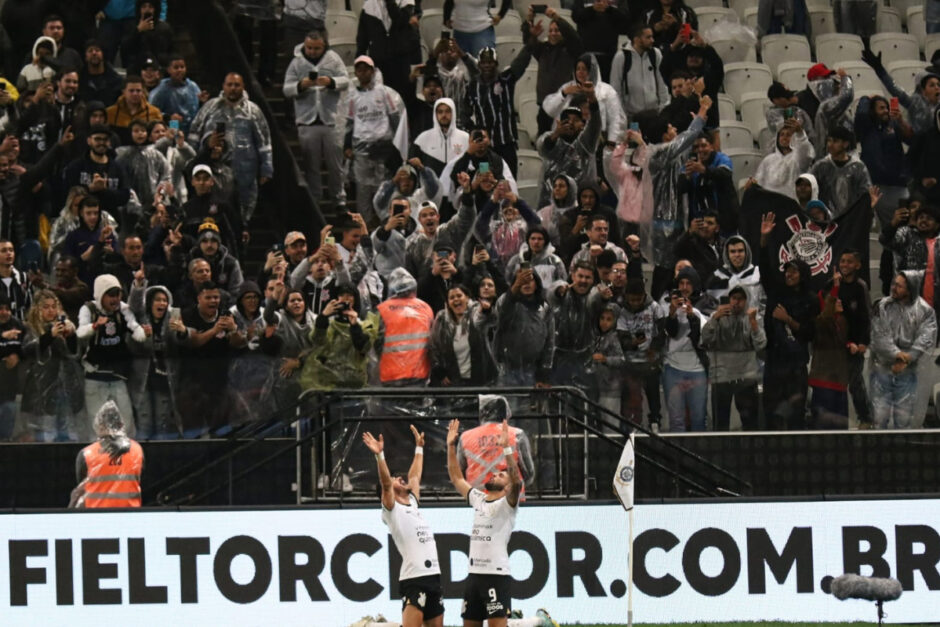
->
[537, 174, 578, 247]
[128, 270, 186, 439]
[261, 287, 316, 408]
[430, 283, 498, 387]
[228, 281, 273, 424]
[21, 290, 84, 442]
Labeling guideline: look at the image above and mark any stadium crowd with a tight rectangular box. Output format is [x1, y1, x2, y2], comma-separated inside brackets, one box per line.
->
[1, 0, 940, 443]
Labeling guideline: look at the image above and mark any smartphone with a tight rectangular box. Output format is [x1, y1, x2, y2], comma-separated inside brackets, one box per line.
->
[520, 261, 532, 270]
[57, 314, 67, 324]
[670, 289, 682, 300]
[474, 244, 485, 254]
[635, 331, 646, 339]
[720, 295, 730, 306]
[28, 261, 39, 272]
[215, 122, 226, 134]
[308, 70, 319, 81]
[471, 130, 485, 143]
[784, 107, 793, 119]
[271, 242, 284, 254]
[392, 203, 405, 216]
[680, 23, 692, 39]
[532, 4, 547, 13]
[523, 250, 533, 262]
[324, 235, 335, 246]
[890, 97, 899, 113]
[478, 162, 490, 174]
[441, 30, 451, 40]
[168, 119, 180, 130]
[435, 250, 449, 259]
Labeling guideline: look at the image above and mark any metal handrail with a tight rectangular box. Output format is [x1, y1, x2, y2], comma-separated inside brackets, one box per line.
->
[151, 386, 749, 505]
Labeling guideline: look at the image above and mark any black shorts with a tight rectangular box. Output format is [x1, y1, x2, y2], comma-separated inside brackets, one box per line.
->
[400, 575, 444, 619]
[461, 573, 511, 620]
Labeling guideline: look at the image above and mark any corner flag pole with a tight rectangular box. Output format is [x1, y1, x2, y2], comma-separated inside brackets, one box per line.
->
[613, 432, 636, 627]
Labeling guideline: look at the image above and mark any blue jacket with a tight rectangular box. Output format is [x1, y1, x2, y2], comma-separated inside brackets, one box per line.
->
[148, 77, 202, 132]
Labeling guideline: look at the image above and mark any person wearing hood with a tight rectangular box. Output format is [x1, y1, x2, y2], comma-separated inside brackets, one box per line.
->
[589, 301, 627, 424]
[227, 279, 273, 426]
[189, 220, 244, 297]
[148, 54, 207, 134]
[701, 285, 766, 431]
[546, 260, 597, 389]
[372, 197, 417, 279]
[558, 180, 623, 259]
[572, 0, 630, 82]
[801, 64, 854, 156]
[283, 30, 349, 206]
[411, 97, 469, 177]
[854, 95, 912, 232]
[417, 244, 464, 314]
[16, 37, 58, 92]
[474, 178, 540, 268]
[611, 24, 670, 117]
[440, 127, 519, 205]
[301, 284, 380, 391]
[808, 126, 872, 220]
[79, 40, 124, 106]
[35, 14, 82, 74]
[764, 81, 817, 148]
[907, 105, 940, 207]
[343, 55, 408, 222]
[128, 268, 186, 439]
[752, 117, 815, 200]
[617, 277, 665, 430]
[148, 119, 197, 205]
[661, 265, 709, 432]
[376, 267, 434, 386]
[759, 211, 819, 430]
[870, 271, 938, 429]
[187, 72, 273, 223]
[542, 53, 626, 143]
[76, 273, 146, 440]
[289, 241, 354, 316]
[706, 234, 764, 314]
[373, 160, 442, 222]
[537, 99, 602, 208]
[494, 265, 554, 386]
[505, 225, 568, 293]
[863, 50, 940, 136]
[72, 400, 144, 508]
[115, 118, 173, 207]
[120, 0, 173, 75]
[679, 132, 738, 235]
[538, 173, 578, 249]
[429, 283, 498, 386]
[260, 286, 317, 407]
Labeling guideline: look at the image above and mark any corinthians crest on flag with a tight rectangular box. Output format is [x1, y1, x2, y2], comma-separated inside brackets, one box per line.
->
[739, 187, 873, 291]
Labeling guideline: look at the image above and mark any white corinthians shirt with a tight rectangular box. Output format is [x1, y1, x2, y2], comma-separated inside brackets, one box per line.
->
[382, 494, 441, 581]
[467, 488, 517, 575]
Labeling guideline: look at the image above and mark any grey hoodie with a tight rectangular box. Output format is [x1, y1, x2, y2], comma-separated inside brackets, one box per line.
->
[282, 43, 350, 127]
[870, 270, 938, 372]
[706, 235, 765, 313]
[701, 302, 767, 383]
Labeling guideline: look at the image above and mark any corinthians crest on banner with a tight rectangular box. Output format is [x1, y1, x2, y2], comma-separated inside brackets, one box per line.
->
[739, 187, 872, 292]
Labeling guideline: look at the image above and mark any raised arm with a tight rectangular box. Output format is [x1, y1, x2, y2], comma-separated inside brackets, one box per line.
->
[499, 419, 522, 507]
[446, 419, 472, 498]
[407, 424, 425, 500]
[363, 431, 395, 510]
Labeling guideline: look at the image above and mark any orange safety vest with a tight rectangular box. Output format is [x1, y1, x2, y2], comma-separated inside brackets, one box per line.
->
[81, 440, 144, 508]
[377, 297, 433, 382]
[460, 423, 521, 490]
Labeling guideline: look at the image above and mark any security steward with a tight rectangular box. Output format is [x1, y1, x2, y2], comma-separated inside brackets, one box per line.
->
[70, 400, 144, 508]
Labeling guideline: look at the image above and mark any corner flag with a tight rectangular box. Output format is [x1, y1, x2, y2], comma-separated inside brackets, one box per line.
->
[613, 432, 635, 511]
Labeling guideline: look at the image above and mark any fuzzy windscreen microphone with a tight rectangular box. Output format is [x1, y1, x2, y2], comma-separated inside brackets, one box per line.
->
[830, 574, 903, 602]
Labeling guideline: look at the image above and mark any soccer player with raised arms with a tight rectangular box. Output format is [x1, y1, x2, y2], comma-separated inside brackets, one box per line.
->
[363, 425, 444, 627]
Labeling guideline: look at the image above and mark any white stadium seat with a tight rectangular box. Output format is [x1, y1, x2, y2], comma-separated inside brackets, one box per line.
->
[719, 120, 755, 151]
[886, 59, 927, 95]
[325, 11, 359, 41]
[815, 33, 864, 67]
[776, 61, 814, 92]
[419, 9, 445, 50]
[517, 149, 544, 183]
[840, 61, 887, 98]
[710, 38, 757, 64]
[808, 7, 836, 43]
[723, 62, 773, 107]
[697, 7, 739, 29]
[724, 148, 763, 188]
[876, 6, 902, 33]
[908, 6, 927, 50]
[718, 93, 737, 121]
[869, 33, 921, 67]
[761, 34, 812, 78]
[739, 92, 770, 138]
[927, 33, 940, 65]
